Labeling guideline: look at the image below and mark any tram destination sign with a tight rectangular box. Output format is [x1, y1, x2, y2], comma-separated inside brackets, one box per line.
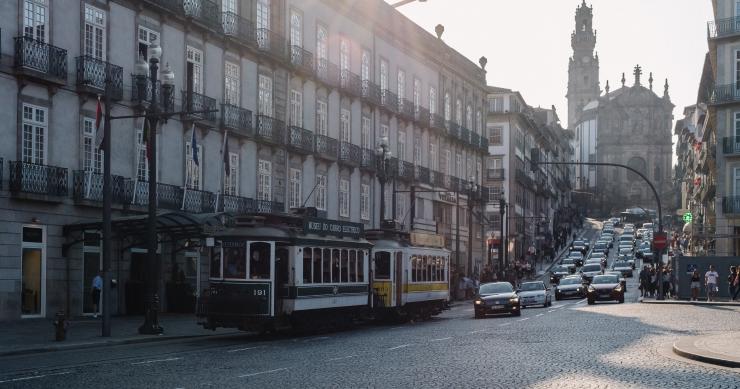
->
[304, 217, 363, 239]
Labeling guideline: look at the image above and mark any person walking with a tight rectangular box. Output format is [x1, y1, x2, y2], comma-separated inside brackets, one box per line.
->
[705, 265, 719, 302]
[690, 269, 701, 301]
[662, 268, 671, 299]
[91, 271, 103, 318]
[733, 269, 740, 301]
[728, 266, 738, 302]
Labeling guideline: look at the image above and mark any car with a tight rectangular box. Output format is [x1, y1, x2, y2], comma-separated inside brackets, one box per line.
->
[618, 247, 633, 256]
[570, 243, 587, 256]
[635, 249, 654, 263]
[619, 235, 634, 244]
[611, 260, 633, 277]
[568, 251, 584, 267]
[617, 253, 636, 269]
[642, 222, 654, 232]
[555, 276, 587, 300]
[624, 223, 635, 229]
[580, 263, 603, 283]
[560, 258, 577, 274]
[474, 282, 521, 318]
[604, 270, 627, 291]
[610, 217, 621, 226]
[592, 242, 609, 256]
[517, 281, 552, 308]
[550, 265, 571, 284]
[588, 252, 605, 260]
[587, 274, 625, 304]
[584, 258, 602, 266]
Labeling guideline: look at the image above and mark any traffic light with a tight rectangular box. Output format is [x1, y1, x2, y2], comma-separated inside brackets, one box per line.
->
[530, 148, 540, 172]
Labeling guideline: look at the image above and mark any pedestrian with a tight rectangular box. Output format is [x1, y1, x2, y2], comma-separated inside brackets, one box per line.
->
[728, 266, 738, 302]
[638, 266, 648, 297]
[649, 267, 657, 297]
[662, 268, 671, 299]
[733, 269, 740, 301]
[705, 265, 719, 302]
[91, 271, 103, 318]
[690, 269, 701, 301]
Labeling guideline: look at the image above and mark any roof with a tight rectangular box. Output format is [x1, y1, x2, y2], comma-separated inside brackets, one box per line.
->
[64, 211, 225, 241]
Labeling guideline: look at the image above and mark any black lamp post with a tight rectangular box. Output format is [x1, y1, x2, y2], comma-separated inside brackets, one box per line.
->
[465, 177, 479, 277]
[376, 136, 392, 224]
[499, 194, 506, 272]
[134, 41, 175, 335]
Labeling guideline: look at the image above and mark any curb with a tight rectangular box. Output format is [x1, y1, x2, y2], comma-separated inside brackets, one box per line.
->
[640, 300, 740, 307]
[0, 331, 240, 358]
[672, 338, 740, 368]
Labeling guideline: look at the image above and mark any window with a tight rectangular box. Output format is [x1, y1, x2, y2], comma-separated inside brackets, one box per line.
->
[258, 159, 272, 201]
[316, 100, 327, 135]
[397, 69, 405, 100]
[256, 0, 270, 29]
[185, 140, 203, 190]
[361, 116, 371, 149]
[416, 198, 424, 220]
[466, 104, 473, 129]
[316, 25, 328, 61]
[223, 242, 246, 279]
[224, 61, 240, 105]
[487, 156, 503, 170]
[413, 137, 421, 165]
[135, 121, 148, 182]
[396, 194, 406, 221]
[339, 178, 350, 217]
[429, 87, 437, 115]
[21, 226, 45, 316]
[186, 46, 203, 94]
[361, 50, 370, 82]
[340, 109, 350, 142]
[456, 99, 462, 125]
[137, 26, 159, 60]
[289, 168, 302, 209]
[361, 184, 370, 220]
[413, 78, 421, 111]
[24, 0, 47, 42]
[289, 9, 302, 47]
[258, 74, 273, 116]
[736, 51, 740, 90]
[315, 174, 327, 210]
[22, 104, 46, 164]
[489, 96, 504, 113]
[380, 124, 389, 142]
[332, 249, 340, 282]
[374, 252, 391, 280]
[82, 117, 103, 174]
[467, 156, 473, 180]
[224, 152, 239, 195]
[735, 168, 740, 196]
[489, 126, 503, 145]
[222, 0, 236, 14]
[84, 4, 105, 60]
[249, 242, 271, 279]
[456, 153, 462, 177]
[489, 182, 503, 202]
[444, 93, 451, 121]
[302, 248, 312, 283]
[398, 131, 406, 160]
[290, 89, 302, 126]
[340, 38, 350, 73]
[380, 59, 388, 90]
[443, 149, 451, 174]
[476, 110, 482, 133]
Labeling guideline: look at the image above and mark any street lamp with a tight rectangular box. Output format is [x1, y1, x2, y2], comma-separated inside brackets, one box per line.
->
[376, 136, 392, 223]
[498, 193, 506, 272]
[465, 177, 480, 277]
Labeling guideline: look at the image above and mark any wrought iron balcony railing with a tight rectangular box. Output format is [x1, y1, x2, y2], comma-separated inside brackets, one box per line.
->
[470, 132, 481, 149]
[722, 196, 740, 214]
[182, 187, 217, 213]
[480, 137, 489, 151]
[183, 0, 221, 31]
[316, 58, 340, 88]
[222, 11, 255, 47]
[708, 17, 740, 39]
[449, 176, 461, 192]
[182, 90, 218, 122]
[314, 134, 339, 160]
[459, 127, 471, 143]
[73, 170, 132, 204]
[515, 168, 536, 189]
[130, 76, 175, 112]
[130, 181, 183, 210]
[487, 168, 505, 180]
[339, 142, 361, 166]
[414, 165, 431, 185]
[708, 84, 740, 105]
[340, 70, 362, 98]
[381, 89, 398, 113]
[14, 36, 68, 83]
[75, 56, 123, 100]
[431, 170, 444, 188]
[361, 80, 381, 106]
[9, 161, 68, 197]
[288, 126, 314, 154]
[221, 103, 252, 137]
[396, 159, 414, 181]
[447, 121, 460, 139]
[398, 98, 415, 122]
[255, 28, 286, 60]
[222, 195, 281, 214]
[289, 45, 314, 76]
[722, 136, 740, 155]
[415, 107, 430, 128]
[360, 148, 376, 171]
[255, 114, 286, 144]
[430, 113, 446, 132]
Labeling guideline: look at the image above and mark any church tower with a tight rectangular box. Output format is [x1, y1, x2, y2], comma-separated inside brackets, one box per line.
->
[567, 1, 600, 129]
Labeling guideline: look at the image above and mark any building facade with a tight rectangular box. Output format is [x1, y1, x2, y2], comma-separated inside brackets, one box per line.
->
[0, 0, 489, 320]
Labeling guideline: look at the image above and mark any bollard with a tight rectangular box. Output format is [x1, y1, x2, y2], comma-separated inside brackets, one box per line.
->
[53, 311, 68, 341]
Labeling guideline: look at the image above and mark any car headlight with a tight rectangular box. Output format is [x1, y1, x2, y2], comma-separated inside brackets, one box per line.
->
[587, 286, 595, 292]
[614, 286, 623, 292]
[474, 299, 483, 305]
[577, 287, 582, 292]
[509, 297, 519, 304]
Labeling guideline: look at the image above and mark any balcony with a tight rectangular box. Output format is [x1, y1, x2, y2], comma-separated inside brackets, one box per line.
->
[255, 28, 286, 61]
[398, 99, 415, 122]
[722, 196, 740, 215]
[183, 0, 221, 31]
[182, 187, 217, 213]
[431, 170, 445, 188]
[380, 90, 398, 113]
[315, 58, 340, 88]
[222, 12, 255, 47]
[75, 56, 123, 100]
[289, 45, 314, 77]
[288, 126, 314, 154]
[339, 70, 362, 98]
[222, 195, 283, 214]
[130, 181, 183, 210]
[182, 90, 218, 122]
[361, 80, 381, 106]
[73, 171, 132, 204]
[459, 127, 471, 144]
[396, 159, 414, 181]
[448, 176, 461, 192]
[470, 132, 481, 149]
[487, 169, 505, 180]
[221, 103, 252, 137]
[414, 165, 431, 185]
[339, 142, 361, 167]
[708, 17, 740, 39]
[14, 36, 67, 85]
[314, 134, 338, 161]
[515, 168, 535, 189]
[360, 148, 376, 171]
[130, 76, 175, 112]
[255, 115, 286, 145]
[415, 107, 430, 128]
[9, 161, 68, 199]
[479, 137, 489, 151]
[430, 113, 446, 133]
[447, 121, 460, 140]
[722, 137, 740, 155]
[708, 84, 740, 105]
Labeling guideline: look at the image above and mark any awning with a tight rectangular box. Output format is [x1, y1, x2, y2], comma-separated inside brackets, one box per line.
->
[682, 223, 692, 233]
[64, 211, 226, 242]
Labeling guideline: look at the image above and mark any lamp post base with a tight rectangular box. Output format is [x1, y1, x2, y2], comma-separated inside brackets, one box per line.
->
[138, 293, 163, 335]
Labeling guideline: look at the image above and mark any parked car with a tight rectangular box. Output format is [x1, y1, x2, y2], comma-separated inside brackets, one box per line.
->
[474, 282, 521, 318]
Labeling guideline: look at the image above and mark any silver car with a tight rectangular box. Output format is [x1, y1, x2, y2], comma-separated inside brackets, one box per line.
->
[517, 281, 552, 308]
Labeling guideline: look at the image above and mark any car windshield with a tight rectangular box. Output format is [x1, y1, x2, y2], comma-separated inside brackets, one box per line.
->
[552, 266, 568, 272]
[560, 278, 582, 285]
[569, 252, 583, 259]
[619, 249, 631, 254]
[582, 265, 602, 272]
[613, 261, 629, 267]
[589, 253, 604, 258]
[519, 282, 544, 291]
[561, 258, 575, 265]
[479, 283, 513, 294]
[592, 275, 619, 284]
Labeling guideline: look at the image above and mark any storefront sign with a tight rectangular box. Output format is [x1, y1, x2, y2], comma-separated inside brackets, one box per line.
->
[304, 217, 363, 239]
[410, 232, 445, 248]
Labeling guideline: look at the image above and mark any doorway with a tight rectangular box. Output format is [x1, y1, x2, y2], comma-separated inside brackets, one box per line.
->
[82, 232, 102, 315]
[21, 226, 45, 318]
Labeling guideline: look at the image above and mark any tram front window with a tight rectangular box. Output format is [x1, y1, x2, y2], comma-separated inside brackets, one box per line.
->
[223, 246, 246, 279]
[332, 249, 340, 283]
[375, 251, 391, 280]
[249, 242, 270, 279]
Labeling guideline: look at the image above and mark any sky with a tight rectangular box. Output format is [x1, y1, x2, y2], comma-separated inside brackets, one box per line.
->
[389, 0, 714, 130]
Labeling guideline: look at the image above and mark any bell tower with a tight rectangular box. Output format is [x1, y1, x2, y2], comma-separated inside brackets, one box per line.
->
[567, 0, 600, 129]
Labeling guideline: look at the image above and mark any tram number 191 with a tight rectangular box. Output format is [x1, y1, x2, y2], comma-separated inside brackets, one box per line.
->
[254, 289, 266, 296]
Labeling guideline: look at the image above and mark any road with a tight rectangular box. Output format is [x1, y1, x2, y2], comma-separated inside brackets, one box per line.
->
[1, 222, 738, 388]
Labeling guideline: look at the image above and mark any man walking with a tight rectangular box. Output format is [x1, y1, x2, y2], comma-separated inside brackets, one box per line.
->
[705, 265, 719, 302]
[91, 271, 103, 318]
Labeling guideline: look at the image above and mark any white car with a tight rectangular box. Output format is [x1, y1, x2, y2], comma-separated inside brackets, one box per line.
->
[517, 281, 552, 308]
[580, 264, 604, 283]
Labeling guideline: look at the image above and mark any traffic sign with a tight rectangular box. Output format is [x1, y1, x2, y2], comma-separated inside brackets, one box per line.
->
[683, 212, 693, 223]
[653, 232, 668, 251]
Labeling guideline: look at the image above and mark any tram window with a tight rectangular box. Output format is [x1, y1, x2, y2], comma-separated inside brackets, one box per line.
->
[313, 248, 323, 283]
[323, 248, 331, 283]
[223, 246, 246, 279]
[410, 256, 416, 282]
[422, 256, 428, 282]
[249, 242, 271, 279]
[332, 249, 340, 283]
[374, 251, 391, 280]
[211, 247, 222, 278]
[303, 248, 312, 283]
[341, 249, 349, 283]
[426, 256, 432, 282]
[430, 257, 436, 282]
[358, 251, 364, 282]
[349, 250, 357, 282]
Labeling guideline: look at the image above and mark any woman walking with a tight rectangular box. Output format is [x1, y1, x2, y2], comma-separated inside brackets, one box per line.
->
[729, 266, 738, 301]
[690, 269, 701, 301]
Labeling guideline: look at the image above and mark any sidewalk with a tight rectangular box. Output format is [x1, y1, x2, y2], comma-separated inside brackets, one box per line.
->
[640, 298, 740, 307]
[0, 314, 238, 357]
[673, 332, 740, 368]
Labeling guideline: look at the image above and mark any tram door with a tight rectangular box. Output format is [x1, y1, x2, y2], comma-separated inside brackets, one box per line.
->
[395, 252, 403, 307]
[275, 246, 289, 315]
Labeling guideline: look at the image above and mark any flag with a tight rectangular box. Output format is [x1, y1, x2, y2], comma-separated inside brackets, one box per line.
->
[223, 131, 230, 176]
[190, 123, 199, 166]
[94, 96, 104, 149]
[142, 118, 152, 161]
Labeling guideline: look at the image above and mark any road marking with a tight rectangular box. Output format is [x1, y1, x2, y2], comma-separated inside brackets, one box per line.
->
[302, 336, 330, 343]
[388, 343, 412, 350]
[464, 308, 473, 312]
[517, 317, 530, 322]
[469, 329, 485, 334]
[0, 371, 72, 384]
[238, 368, 288, 378]
[536, 313, 544, 317]
[547, 310, 555, 313]
[131, 357, 183, 365]
[390, 326, 404, 330]
[327, 355, 357, 361]
[227, 346, 263, 353]
[430, 337, 452, 342]
[499, 322, 512, 327]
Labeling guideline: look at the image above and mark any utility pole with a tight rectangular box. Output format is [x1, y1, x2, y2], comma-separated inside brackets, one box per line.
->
[101, 77, 112, 337]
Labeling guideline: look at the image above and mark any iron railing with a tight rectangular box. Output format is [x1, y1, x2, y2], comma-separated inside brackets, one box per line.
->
[360, 148, 376, 171]
[75, 56, 123, 100]
[708, 84, 740, 105]
[449, 176, 461, 192]
[398, 98, 415, 122]
[316, 58, 340, 87]
[339, 142, 361, 166]
[414, 165, 431, 185]
[723, 196, 740, 214]
[340, 70, 362, 97]
[470, 132, 481, 149]
[222, 195, 283, 214]
[708, 17, 740, 39]
[515, 168, 536, 189]
[288, 126, 314, 154]
[487, 169, 505, 180]
[314, 134, 338, 160]
[431, 170, 445, 188]
[447, 121, 460, 139]
[221, 103, 252, 137]
[416, 107, 430, 128]
[73, 171, 131, 203]
[14, 36, 68, 82]
[381, 89, 398, 113]
[362, 80, 381, 106]
[9, 161, 68, 197]
[182, 90, 218, 122]
[183, 0, 221, 31]
[255, 28, 286, 60]
[289, 45, 314, 76]
[722, 137, 740, 155]
[459, 127, 471, 144]
[222, 11, 255, 46]
[396, 159, 414, 181]
[131, 181, 183, 210]
[430, 113, 446, 132]
[182, 187, 217, 213]
[255, 115, 286, 144]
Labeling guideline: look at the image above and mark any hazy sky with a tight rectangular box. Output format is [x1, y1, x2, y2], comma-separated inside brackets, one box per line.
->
[390, 0, 713, 128]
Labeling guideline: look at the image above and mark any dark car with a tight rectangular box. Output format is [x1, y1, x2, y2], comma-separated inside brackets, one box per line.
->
[560, 258, 577, 273]
[550, 265, 571, 284]
[586, 274, 625, 305]
[555, 276, 586, 300]
[474, 282, 521, 318]
[592, 242, 609, 256]
[568, 251, 585, 267]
